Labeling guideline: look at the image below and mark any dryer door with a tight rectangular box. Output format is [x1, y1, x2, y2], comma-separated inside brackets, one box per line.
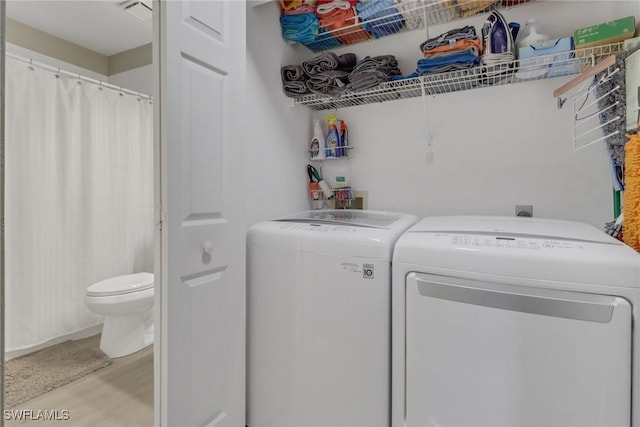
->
[405, 273, 632, 427]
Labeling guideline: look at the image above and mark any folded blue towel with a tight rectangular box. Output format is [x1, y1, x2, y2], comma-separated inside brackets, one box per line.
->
[416, 52, 479, 74]
[304, 27, 342, 51]
[362, 7, 404, 38]
[356, 0, 394, 21]
[392, 72, 419, 80]
[280, 13, 319, 44]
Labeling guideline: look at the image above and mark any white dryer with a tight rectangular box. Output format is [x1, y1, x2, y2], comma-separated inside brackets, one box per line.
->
[247, 210, 417, 427]
[392, 216, 640, 427]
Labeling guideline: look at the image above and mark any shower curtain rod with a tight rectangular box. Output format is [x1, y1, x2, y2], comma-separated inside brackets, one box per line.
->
[6, 52, 153, 101]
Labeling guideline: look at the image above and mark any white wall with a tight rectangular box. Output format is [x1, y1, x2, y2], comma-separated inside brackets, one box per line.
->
[7, 41, 152, 98]
[289, 0, 639, 228]
[245, 2, 313, 226]
[6, 42, 107, 81]
[109, 64, 153, 97]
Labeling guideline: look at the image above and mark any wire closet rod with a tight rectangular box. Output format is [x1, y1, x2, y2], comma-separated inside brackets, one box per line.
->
[6, 52, 153, 101]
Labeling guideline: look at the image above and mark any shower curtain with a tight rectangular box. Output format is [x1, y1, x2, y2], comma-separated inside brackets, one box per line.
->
[4, 56, 154, 353]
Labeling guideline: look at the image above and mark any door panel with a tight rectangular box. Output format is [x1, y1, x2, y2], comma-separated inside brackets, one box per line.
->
[405, 273, 632, 427]
[180, 57, 224, 223]
[155, 0, 246, 426]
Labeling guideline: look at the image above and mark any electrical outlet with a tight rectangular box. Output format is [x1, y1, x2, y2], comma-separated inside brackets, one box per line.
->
[355, 190, 368, 210]
[515, 205, 533, 217]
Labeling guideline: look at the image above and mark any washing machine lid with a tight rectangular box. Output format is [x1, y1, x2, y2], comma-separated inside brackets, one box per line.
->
[404, 216, 614, 244]
[276, 210, 404, 229]
[87, 272, 154, 297]
[248, 210, 418, 259]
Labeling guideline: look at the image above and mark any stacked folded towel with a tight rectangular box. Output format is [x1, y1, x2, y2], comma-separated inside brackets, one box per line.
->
[303, 52, 357, 74]
[305, 52, 357, 96]
[304, 27, 343, 51]
[449, 0, 496, 18]
[347, 55, 402, 91]
[280, 13, 319, 43]
[281, 64, 311, 98]
[420, 25, 477, 51]
[356, 0, 404, 38]
[280, 0, 317, 14]
[306, 70, 352, 96]
[423, 0, 456, 25]
[282, 52, 407, 97]
[416, 46, 479, 73]
[315, 0, 370, 46]
[395, 0, 424, 30]
[415, 25, 480, 74]
[316, 0, 352, 13]
[281, 52, 358, 98]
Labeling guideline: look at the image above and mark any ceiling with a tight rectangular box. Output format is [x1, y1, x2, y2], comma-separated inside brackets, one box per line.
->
[6, 1, 152, 56]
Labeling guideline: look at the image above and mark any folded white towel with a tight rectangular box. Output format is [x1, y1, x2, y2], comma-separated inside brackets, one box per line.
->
[395, 0, 424, 30]
[316, 0, 352, 14]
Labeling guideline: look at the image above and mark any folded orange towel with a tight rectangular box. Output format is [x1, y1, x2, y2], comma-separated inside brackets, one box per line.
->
[319, 8, 370, 44]
[623, 133, 640, 251]
[280, 0, 303, 11]
[423, 39, 481, 57]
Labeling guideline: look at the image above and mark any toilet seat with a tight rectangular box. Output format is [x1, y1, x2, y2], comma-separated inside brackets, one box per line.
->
[87, 272, 154, 297]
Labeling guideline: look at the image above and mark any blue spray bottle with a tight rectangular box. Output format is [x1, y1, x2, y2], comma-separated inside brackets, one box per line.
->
[325, 114, 340, 158]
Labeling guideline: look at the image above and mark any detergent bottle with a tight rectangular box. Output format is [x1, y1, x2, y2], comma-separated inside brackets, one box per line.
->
[325, 114, 340, 158]
[516, 19, 549, 49]
[309, 118, 326, 160]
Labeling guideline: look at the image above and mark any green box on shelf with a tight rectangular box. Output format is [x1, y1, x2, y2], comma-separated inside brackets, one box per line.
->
[574, 16, 636, 49]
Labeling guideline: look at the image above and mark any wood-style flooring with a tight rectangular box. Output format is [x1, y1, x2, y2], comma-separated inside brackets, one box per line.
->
[6, 339, 153, 427]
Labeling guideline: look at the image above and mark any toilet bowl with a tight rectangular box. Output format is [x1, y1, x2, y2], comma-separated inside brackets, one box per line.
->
[85, 272, 154, 358]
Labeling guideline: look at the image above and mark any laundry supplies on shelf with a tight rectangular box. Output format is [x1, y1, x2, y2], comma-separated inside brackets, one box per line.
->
[325, 114, 341, 157]
[310, 118, 326, 160]
[278, 1, 625, 110]
[516, 18, 549, 49]
[480, 10, 520, 81]
[306, 114, 353, 209]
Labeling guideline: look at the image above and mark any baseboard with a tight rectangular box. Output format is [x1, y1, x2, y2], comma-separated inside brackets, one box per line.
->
[5, 324, 104, 361]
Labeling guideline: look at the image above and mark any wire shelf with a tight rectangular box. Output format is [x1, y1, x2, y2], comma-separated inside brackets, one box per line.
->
[292, 0, 535, 53]
[309, 145, 354, 159]
[294, 42, 625, 110]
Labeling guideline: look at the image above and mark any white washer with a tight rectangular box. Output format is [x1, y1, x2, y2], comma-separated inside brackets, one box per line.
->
[247, 210, 417, 427]
[392, 216, 640, 427]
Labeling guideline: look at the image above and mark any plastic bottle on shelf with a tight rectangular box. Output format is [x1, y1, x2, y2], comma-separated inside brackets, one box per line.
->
[309, 118, 325, 160]
[516, 19, 549, 49]
[325, 114, 340, 158]
[339, 119, 349, 157]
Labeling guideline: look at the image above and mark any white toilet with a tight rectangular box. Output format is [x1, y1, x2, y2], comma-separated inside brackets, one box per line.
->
[85, 272, 154, 358]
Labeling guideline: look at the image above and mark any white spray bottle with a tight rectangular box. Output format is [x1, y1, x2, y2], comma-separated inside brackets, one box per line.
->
[309, 118, 326, 160]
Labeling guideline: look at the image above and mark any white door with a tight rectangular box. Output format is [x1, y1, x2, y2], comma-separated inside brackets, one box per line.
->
[154, 1, 246, 426]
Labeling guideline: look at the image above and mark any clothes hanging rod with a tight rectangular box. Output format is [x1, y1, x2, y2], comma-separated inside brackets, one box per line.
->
[553, 55, 616, 99]
[6, 52, 152, 101]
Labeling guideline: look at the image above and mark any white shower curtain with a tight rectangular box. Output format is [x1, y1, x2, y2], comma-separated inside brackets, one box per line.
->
[4, 56, 154, 352]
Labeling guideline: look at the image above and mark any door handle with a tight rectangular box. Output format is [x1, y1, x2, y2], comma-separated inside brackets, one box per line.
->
[202, 241, 214, 255]
[415, 275, 618, 323]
